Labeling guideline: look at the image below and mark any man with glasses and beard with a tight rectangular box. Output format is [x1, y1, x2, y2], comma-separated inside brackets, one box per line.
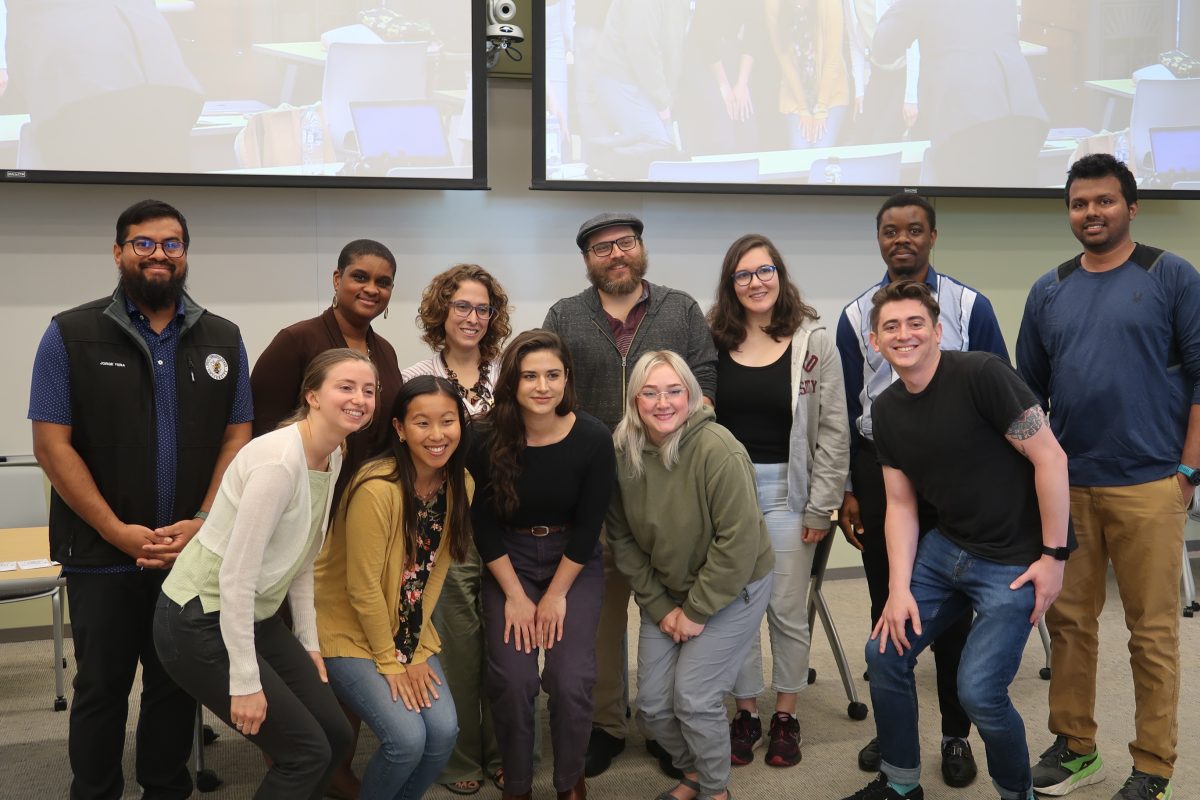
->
[542, 211, 717, 778]
[29, 199, 252, 800]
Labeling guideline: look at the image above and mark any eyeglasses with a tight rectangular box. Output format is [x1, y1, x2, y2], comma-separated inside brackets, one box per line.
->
[449, 300, 497, 320]
[731, 265, 777, 286]
[587, 235, 641, 257]
[636, 387, 686, 403]
[121, 237, 187, 258]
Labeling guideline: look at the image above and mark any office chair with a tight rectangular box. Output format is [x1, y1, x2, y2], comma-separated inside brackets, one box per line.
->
[321, 41, 431, 158]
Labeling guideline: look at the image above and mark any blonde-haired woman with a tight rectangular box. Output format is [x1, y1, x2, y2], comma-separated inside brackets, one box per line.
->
[607, 351, 774, 800]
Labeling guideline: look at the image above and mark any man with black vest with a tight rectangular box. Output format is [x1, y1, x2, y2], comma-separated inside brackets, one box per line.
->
[29, 199, 253, 800]
[1018, 154, 1200, 800]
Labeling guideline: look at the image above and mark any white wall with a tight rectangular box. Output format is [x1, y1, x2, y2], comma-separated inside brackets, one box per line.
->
[2, 78, 1199, 593]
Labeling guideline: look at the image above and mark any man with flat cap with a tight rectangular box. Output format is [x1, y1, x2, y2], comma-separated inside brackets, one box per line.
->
[543, 211, 718, 777]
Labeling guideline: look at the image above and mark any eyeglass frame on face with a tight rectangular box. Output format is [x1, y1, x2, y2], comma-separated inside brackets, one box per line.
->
[448, 299, 497, 320]
[636, 387, 687, 403]
[731, 264, 777, 287]
[120, 237, 187, 258]
[586, 234, 641, 258]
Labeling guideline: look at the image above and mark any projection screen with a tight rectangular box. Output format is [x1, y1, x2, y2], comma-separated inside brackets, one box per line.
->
[532, 0, 1200, 198]
[0, 0, 485, 189]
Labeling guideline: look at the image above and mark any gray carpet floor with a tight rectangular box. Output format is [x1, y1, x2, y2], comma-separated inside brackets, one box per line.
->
[2, 571, 1196, 799]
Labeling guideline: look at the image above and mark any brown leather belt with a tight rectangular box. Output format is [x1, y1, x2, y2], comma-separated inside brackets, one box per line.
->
[506, 525, 568, 537]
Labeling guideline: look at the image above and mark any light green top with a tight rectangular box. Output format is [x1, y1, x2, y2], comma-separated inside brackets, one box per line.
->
[164, 470, 332, 621]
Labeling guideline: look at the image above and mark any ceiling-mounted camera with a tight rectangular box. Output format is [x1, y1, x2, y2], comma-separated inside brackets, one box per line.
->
[485, 0, 524, 69]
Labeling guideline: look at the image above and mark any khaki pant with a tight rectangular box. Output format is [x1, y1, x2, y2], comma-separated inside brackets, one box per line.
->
[591, 534, 633, 738]
[1045, 477, 1187, 777]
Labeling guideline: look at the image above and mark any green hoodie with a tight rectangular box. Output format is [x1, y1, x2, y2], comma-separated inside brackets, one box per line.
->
[606, 406, 774, 625]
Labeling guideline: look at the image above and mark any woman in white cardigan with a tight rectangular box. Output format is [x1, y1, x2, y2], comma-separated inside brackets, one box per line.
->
[153, 348, 378, 800]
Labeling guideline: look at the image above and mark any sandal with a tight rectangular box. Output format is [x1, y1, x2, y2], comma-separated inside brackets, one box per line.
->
[490, 768, 505, 791]
[443, 780, 482, 796]
[654, 778, 701, 800]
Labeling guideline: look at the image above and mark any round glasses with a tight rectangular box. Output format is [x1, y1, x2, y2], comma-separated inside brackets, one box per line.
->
[449, 300, 497, 320]
[731, 265, 777, 286]
[121, 237, 187, 258]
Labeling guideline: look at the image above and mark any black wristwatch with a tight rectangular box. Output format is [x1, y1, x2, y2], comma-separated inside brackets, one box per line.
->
[1178, 464, 1200, 486]
[1041, 545, 1070, 561]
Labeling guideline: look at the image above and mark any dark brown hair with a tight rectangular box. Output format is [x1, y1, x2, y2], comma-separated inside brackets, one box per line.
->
[707, 233, 818, 351]
[344, 375, 471, 568]
[869, 280, 941, 332]
[416, 264, 512, 363]
[480, 330, 577, 520]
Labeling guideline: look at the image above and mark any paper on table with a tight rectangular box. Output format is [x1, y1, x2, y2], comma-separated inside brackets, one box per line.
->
[17, 559, 57, 570]
[0, 562, 17, 572]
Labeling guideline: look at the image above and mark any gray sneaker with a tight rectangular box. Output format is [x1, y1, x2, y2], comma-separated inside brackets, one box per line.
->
[1031, 736, 1104, 795]
[1111, 770, 1172, 800]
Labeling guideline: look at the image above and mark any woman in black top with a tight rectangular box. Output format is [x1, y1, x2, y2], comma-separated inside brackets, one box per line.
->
[468, 330, 615, 800]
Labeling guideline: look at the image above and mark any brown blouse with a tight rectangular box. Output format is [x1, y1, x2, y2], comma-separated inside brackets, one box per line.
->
[250, 307, 403, 499]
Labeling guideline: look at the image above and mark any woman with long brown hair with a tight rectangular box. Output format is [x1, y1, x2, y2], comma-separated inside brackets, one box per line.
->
[469, 330, 614, 800]
[707, 233, 849, 767]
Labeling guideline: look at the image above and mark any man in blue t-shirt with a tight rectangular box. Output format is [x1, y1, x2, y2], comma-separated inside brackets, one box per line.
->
[839, 279, 1070, 800]
[1017, 154, 1200, 800]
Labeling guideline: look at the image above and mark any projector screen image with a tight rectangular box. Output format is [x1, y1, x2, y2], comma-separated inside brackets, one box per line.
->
[0, 0, 479, 186]
[535, 0, 1200, 195]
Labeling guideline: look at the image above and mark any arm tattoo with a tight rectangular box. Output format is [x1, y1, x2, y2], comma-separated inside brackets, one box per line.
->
[1007, 405, 1046, 441]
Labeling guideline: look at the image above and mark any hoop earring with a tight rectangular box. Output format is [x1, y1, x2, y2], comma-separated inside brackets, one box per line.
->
[331, 293, 339, 309]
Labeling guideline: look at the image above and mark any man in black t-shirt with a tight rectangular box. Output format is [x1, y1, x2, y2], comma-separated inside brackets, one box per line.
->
[840, 281, 1070, 800]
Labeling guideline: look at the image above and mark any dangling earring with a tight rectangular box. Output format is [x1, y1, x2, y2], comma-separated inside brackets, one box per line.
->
[331, 293, 339, 309]
[383, 306, 389, 319]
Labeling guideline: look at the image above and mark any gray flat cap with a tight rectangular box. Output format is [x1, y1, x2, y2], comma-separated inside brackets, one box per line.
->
[576, 212, 644, 252]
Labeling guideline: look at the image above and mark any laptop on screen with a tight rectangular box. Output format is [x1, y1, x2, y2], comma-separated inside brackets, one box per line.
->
[1149, 126, 1200, 180]
[349, 100, 451, 166]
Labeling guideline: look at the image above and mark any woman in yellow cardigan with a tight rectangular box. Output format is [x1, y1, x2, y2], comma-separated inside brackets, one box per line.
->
[766, 0, 850, 149]
[316, 375, 474, 800]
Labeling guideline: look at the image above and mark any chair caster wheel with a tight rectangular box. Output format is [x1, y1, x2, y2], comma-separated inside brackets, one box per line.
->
[863, 670, 870, 682]
[807, 668, 816, 685]
[202, 724, 218, 746]
[1039, 667, 1052, 680]
[1184, 608, 1194, 618]
[54, 697, 67, 712]
[196, 769, 222, 792]
[848, 702, 869, 721]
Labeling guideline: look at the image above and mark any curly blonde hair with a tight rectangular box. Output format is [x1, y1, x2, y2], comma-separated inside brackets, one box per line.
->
[416, 264, 512, 363]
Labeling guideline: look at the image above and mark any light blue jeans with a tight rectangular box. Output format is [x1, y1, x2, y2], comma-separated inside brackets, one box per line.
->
[733, 462, 817, 697]
[325, 655, 458, 800]
[866, 530, 1035, 800]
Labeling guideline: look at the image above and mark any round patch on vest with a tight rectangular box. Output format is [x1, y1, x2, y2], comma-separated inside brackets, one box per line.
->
[205, 354, 230, 381]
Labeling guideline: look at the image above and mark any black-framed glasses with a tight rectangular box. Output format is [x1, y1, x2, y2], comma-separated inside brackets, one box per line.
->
[588, 235, 641, 257]
[121, 237, 187, 258]
[731, 265, 777, 286]
[449, 300, 497, 320]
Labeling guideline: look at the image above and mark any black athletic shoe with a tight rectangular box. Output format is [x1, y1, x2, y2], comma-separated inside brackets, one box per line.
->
[841, 773, 924, 800]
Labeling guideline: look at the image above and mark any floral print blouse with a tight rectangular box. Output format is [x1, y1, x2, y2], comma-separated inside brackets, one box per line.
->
[394, 487, 446, 663]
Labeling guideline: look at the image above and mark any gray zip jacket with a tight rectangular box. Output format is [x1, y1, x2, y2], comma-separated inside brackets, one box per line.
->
[543, 281, 718, 431]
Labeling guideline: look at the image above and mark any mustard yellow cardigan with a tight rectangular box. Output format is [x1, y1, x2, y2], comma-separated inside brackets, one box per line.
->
[315, 458, 474, 675]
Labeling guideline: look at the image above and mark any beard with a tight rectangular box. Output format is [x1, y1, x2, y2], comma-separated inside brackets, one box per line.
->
[120, 261, 187, 311]
[587, 250, 648, 296]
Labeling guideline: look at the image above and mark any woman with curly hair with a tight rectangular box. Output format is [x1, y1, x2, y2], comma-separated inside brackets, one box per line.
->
[402, 264, 512, 795]
[469, 330, 614, 800]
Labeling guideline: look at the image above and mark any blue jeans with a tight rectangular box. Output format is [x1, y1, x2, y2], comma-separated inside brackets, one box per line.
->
[865, 531, 1035, 800]
[325, 655, 458, 800]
